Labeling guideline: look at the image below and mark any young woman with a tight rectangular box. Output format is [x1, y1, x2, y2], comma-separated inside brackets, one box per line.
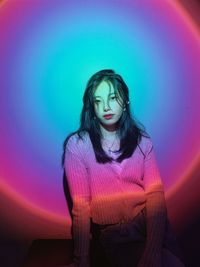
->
[62, 69, 185, 267]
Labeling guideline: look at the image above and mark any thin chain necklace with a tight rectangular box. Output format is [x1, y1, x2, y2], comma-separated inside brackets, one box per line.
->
[102, 135, 119, 154]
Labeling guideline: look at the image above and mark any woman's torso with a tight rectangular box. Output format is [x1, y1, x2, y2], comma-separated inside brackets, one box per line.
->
[71, 132, 148, 225]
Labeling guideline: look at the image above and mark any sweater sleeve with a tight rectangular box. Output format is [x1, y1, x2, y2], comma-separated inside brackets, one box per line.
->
[139, 138, 167, 266]
[64, 136, 91, 267]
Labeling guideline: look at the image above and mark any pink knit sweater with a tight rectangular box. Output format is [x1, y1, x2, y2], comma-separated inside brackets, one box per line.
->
[64, 132, 166, 266]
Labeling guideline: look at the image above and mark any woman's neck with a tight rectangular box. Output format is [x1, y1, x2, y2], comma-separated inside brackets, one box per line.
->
[100, 124, 118, 140]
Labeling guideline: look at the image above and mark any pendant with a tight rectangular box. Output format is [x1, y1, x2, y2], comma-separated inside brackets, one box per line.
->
[108, 148, 118, 154]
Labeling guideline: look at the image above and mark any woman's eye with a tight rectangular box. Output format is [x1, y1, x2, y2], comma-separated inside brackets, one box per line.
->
[94, 99, 101, 104]
[110, 96, 116, 100]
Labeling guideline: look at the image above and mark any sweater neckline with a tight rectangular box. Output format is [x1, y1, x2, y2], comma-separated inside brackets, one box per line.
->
[85, 132, 129, 177]
[109, 158, 128, 177]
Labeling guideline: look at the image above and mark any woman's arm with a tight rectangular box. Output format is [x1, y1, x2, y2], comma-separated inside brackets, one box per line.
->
[64, 136, 91, 267]
[138, 139, 167, 267]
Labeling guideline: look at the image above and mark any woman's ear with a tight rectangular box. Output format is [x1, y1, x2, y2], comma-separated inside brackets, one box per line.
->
[123, 100, 129, 111]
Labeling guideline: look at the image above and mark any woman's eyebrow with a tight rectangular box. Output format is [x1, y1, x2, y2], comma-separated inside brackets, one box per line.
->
[94, 92, 116, 98]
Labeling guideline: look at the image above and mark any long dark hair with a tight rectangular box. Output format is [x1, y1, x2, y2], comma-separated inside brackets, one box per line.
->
[62, 69, 149, 166]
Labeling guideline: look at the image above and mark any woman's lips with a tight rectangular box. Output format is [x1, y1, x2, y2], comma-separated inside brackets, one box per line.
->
[103, 114, 114, 120]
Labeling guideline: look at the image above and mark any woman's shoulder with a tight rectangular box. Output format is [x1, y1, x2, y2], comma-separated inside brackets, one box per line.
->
[137, 133, 153, 156]
[62, 131, 90, 166]
[64, 130, 90, 152]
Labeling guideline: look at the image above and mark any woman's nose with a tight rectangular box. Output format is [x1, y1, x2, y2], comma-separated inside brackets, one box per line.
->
[103, 101, 111, 111]
[103, 105, 110, 112]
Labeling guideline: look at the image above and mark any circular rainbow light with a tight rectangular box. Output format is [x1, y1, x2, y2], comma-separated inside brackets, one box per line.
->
[0, 0, 200, 238]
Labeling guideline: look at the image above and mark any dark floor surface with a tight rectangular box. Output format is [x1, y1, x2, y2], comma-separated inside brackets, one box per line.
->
[1, 216, 200, 267]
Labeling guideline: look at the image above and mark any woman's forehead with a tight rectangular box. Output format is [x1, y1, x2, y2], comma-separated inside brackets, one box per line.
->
[93, 81, 116, 97]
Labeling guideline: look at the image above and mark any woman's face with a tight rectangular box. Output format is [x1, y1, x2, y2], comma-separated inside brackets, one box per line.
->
[93, 80, 124, 130]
